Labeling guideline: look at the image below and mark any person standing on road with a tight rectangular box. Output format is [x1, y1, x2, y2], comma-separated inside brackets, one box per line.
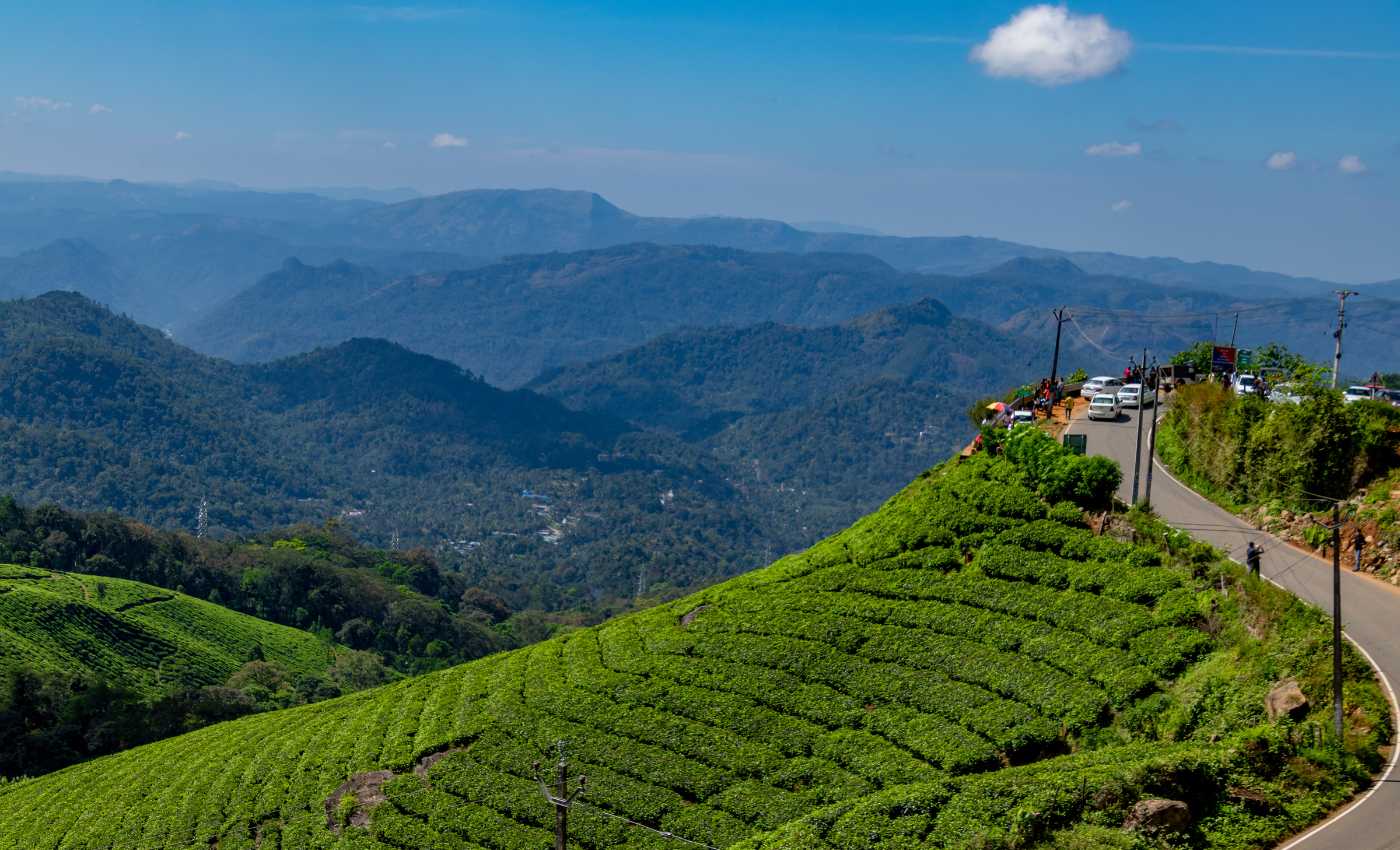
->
[1245, 541, 1261, 577]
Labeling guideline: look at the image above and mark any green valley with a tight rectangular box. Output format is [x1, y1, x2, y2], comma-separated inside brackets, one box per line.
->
[0, 430, 1382, 849]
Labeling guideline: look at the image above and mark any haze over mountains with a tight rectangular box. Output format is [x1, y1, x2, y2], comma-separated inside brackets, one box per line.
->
[0, 175, 1386, 329]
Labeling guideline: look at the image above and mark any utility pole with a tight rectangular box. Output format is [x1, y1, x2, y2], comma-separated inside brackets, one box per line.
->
[1131, 349, 1147, 505]
[1048, 308, 1067, 383]
[1144, 357, 1161, 509]
[535, 742, 586, 850]
[1332, 290, 1359, 389]
[1229, 313, 1239, 348]
[1332, 504, 1343, 740]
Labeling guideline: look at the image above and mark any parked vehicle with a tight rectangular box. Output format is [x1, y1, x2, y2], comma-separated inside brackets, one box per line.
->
[1010, 409, 1036, 425]
[1268, 385, 1303, 404]
[1080, 376, 1124, 398]
[1383, 389, 1400, 409]
[1233, 374, 1260, 396]
[1344, 385, 1380, 404]
[1087, 393, 1122, 421]
[1157, 364, 1197, 389]
[1117, 384, 1155, 408]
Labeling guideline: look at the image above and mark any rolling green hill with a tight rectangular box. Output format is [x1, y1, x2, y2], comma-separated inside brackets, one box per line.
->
[0, 564, 335, 696]
[0, 431, 1382, 849]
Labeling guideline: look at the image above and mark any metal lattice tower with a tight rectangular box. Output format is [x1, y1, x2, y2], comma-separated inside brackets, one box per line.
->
[195, 497, 209, 540]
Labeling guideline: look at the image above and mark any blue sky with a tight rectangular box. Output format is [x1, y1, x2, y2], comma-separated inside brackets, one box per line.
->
[1, 1, 1397, 281]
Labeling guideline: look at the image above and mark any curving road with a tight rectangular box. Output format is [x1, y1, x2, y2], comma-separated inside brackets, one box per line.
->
[1067, 404, 1400, 849]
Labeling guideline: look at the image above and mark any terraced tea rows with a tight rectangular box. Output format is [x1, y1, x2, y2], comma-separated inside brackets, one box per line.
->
[0, 566, 335, 693]
[0, 441, 1378, 849]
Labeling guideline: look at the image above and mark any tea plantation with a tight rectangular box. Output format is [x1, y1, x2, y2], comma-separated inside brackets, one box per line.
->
[0, 430, 1386, 849]
[0, 565, 335, 694]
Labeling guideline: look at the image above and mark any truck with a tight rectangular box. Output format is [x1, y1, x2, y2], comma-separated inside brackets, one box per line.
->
[1157, 363, 1197, 390]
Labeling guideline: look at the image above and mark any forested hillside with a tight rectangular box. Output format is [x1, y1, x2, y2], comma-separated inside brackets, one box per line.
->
[530, 299, 1045, 531]
[0, 432, 1382, 849]
[0, 293, 780, 610]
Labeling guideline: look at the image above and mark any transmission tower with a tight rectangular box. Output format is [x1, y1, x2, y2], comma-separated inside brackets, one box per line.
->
[390, 528, 401, 550]
[195, 497, 209, 540]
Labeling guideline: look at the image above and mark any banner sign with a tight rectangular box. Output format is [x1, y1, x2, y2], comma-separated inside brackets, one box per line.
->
[1211, 345, 1237, 372]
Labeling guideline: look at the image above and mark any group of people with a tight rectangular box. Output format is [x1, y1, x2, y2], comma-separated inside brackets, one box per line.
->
[1030, 376, 1067, 416]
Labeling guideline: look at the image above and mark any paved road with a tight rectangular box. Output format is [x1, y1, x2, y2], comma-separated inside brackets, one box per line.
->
[1068, 404, 1400, 850]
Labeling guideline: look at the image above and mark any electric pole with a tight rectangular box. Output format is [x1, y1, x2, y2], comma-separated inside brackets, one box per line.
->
[1144, 357, 1160, 509]
[1332, 504, 1343, 740]
[1332, 290, 1359, 389]
[1229, 313, 1239, 348]
[1131, 349, 1147, 505]
[535, 742, 586, 850]
[1048, 308, 1067, 383]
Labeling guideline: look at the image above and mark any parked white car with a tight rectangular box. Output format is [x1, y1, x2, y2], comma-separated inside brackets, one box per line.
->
[1233, 374, 1260, 396]
[1010, 409, 1036, 425]
[1087, 393, 1122, 421]
[1080, 376, 1124, 398]
[1268, 385, 1303, 404]
[1344, 385, 1379, 404]
[1117, 384, 1155, 408]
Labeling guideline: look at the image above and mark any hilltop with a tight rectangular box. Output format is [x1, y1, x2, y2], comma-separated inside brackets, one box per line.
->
[0, 433, 1383, 849]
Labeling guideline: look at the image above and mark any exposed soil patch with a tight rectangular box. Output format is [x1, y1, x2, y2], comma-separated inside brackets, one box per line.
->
[324, 770, 394, 832]
[415, 747, 466, 777]
[679, 605, 710, 627]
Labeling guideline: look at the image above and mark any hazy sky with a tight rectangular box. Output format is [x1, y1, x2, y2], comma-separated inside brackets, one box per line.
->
[2, 1, 1397, 282]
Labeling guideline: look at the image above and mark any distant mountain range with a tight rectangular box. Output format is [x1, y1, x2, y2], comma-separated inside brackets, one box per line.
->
[184, 245, 1400, 384]
[186, 244, 967, 386]
[0, 175, 1382, 334]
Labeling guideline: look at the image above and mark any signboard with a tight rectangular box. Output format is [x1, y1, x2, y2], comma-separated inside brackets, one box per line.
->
[1237, 348, 1254, 370]
[1063, 433, 1087, 456]
[1211, 345, 1237, 373]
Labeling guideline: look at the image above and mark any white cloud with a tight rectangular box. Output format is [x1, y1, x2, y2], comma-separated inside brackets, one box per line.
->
[430, 132, 468, 149]
[1084, 141, 1141, 157]
[383, 141, 398, 150]
[1338, 154, 1368, 175]
[1265, 151, 1298, 171]
[89, 103, 112, 114]
[15, 96, 71, 111]
[174, 130, 193, 142]
[971, 5, 1133, 86]
[1111, 199, 1133, 213]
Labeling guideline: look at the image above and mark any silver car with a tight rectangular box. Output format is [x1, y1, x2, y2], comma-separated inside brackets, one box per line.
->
[1087, 393, 1122, 421]
[1117, 384, 1155, 408]
[1080, 376, 1124, 398]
